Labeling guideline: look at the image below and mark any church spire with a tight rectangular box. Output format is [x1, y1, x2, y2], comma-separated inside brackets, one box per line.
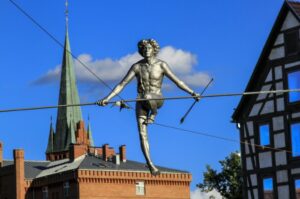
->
[50, 0, 83, 152]
[46, 1, 95, 161]
[46, 116, 54, 153]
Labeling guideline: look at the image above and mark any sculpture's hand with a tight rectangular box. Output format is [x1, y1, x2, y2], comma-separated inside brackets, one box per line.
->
[192, 92, 201, 102]
[96, 98, 109, 106]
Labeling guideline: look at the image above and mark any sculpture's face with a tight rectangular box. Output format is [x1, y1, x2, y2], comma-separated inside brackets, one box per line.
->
[142, 43, 154, 58]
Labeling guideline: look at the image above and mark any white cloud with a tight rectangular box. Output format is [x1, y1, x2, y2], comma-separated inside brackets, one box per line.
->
[158, 46, 197, 74]
[33, 65, 61, 85]
[190, 188, 222, 199]
[33, 46, 210, 89]
[182, 72, 212, 87]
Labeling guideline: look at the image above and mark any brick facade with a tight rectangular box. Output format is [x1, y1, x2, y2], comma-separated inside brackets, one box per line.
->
[0, 142, 191, 199]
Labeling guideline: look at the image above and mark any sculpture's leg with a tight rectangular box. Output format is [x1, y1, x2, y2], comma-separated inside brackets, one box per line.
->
[136, 103, 160, 176]
[144, 95, 164, 125]
[145, 102, 157, 124]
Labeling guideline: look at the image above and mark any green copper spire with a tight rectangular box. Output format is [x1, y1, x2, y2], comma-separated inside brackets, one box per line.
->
[55, 27, 82, 151]
[46, 117, 54, 153]
[53, 20, 83, 151]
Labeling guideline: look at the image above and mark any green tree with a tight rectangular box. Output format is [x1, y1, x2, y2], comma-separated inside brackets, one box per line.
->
[197, 152, 243, 199]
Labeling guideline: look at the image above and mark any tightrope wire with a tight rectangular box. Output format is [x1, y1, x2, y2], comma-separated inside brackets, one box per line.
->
[0, 89, 299, 113]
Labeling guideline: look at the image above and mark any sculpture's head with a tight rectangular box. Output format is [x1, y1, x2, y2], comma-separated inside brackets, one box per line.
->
[138, 39, 160, 58]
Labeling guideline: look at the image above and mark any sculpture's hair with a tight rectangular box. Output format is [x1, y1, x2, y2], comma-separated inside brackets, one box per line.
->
[138, 39, 160, 56]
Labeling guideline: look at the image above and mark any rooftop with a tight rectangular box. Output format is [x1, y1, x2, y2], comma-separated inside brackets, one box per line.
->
[1, 154, 188, 180]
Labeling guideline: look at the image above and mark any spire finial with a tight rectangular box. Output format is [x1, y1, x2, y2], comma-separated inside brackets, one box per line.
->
[50, 116, 53, 124]
[65, 0, 69, 28]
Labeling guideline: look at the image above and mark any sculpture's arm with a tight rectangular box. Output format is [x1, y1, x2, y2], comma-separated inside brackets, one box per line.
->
[100, 65, 137, 103]
[162, 62, 195, 95]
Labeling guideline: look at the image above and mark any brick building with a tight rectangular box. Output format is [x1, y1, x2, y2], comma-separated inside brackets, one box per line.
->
[0, 14, 191, 199]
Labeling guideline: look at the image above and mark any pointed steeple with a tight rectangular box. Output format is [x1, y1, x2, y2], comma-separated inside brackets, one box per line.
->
[46, 117, 55, 153]
[53, 1, 82, 152]
[46, 1, 94, 161]
[87, 115, 94, 147]
[65, 114, 76, 150]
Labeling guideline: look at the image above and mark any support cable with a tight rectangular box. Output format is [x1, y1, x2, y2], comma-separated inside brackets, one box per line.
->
[152, 122, 293, 154]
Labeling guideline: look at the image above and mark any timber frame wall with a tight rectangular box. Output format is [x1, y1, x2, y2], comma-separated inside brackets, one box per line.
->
[233, 2, 300, 199]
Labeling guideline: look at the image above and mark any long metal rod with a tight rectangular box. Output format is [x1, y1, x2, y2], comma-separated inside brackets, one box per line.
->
[0, 89, 299, 113]
[180, 78, 214, 124]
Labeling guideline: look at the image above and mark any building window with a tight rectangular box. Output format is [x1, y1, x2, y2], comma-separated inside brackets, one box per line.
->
[263, 178, 274, 199]
[42, 186, 48, 199]
[63, 182, 70, 197]
[292, 123, 300, 157]
[259, 124, 270, 146]
[295, 179, 300, 198]
[136, 181, 145, 195]
[285, 29, 299, 56]
[288, 71, 300, 102]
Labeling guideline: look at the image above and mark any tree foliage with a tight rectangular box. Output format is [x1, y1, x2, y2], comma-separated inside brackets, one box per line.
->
[197, 152, 243, 199]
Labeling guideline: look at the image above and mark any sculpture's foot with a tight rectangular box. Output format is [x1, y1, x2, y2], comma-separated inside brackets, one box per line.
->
[150, 166, 160, 176]
[144, 114, 156, 125]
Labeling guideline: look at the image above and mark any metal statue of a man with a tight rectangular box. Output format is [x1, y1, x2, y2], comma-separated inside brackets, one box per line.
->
[97, 39, 199, 175]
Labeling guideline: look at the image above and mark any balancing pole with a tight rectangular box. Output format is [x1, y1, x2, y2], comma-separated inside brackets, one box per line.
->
[180, 78, 214, 124]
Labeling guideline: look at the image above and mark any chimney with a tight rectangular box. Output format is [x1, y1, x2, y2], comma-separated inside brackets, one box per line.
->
[113, 154, 120, 165]
[119, 145, 126, 162]
[69, 144, 87, 161]
[103, 144, 109, 161]
[0, 142, 3, 167]
[14, 149, 25, 199]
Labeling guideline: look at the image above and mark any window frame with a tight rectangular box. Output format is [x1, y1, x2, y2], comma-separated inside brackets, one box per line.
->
[287, 69, 300, 103]
[291, 122, 300, 158]
[42, 186, 48, 199]
[63, 181, 70, 197]
[135, 181, 145, 196]
[262, 177, 275, 199]
[294, 178, 300, 199]
[258, 122, 272, 147]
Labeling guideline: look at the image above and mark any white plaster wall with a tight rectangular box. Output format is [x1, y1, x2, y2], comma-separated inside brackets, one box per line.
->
[274, 33, 284, 45]
[273, 116, 284, 131]
[276, 170, 288, 183]
[269, 46, 285, 60]
[277, 185, 289, 199]
[259, 152, 272, 168]
[261, 100, 274, 114]
[281, 11, 300, 31]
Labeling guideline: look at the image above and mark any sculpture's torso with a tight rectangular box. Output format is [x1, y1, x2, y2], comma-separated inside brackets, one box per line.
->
[136, 59, 164, 96]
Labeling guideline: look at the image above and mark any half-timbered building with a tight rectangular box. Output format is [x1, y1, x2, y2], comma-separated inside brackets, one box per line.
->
[232, 1, 300, 198]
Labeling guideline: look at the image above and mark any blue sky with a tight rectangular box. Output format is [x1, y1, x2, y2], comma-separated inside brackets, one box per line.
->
[0, 0, 284, 190]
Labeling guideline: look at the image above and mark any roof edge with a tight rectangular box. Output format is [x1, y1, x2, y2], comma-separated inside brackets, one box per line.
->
[232, 1, 290, 122]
